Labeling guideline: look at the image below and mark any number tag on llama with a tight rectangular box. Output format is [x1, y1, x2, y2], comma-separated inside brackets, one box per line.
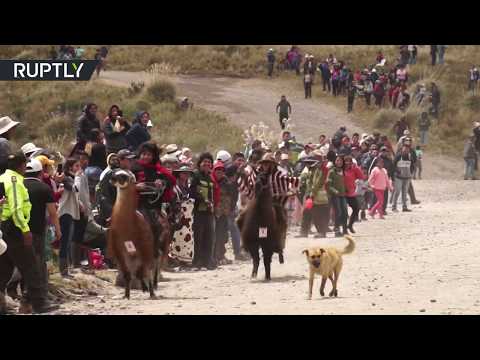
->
[259, 227, 268, 238]
[124, 241, 136, 253]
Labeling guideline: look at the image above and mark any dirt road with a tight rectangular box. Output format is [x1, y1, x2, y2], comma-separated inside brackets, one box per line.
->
[49, 71, 479, 315]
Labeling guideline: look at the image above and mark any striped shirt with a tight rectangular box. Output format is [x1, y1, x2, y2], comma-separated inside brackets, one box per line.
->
[237, 165, 300, 205]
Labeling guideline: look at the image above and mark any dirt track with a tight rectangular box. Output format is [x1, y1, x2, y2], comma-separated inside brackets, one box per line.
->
[49, 71, 480, 315]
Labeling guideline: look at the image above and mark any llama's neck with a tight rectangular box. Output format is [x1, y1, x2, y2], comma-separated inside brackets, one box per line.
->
[116, 185, 137, 215]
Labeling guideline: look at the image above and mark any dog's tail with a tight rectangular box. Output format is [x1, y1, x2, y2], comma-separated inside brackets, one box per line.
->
[339, 235, 355, 255]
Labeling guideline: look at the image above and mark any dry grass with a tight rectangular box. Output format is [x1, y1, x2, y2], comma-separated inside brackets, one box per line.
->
[2, 45, 479, 156]
[0, 78, 243, 155]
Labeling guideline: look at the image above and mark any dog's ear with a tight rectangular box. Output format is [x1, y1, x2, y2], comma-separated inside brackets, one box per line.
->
[320, 248, 325, 253]
[302, 249, 309, 256]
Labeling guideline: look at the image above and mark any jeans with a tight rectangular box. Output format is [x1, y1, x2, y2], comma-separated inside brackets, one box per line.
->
[346, 196, 359, 227]
[322, 77, 331, 92]
[438, 50, 445, 65]
[192, 211, 216, 268]
[331, 195, 348, 229]
[392, 178, 410, 209]
[419, 129, 429, 145]
[347, 97, 354, 112]
[465, 158, 476, 179]
[214, 215, 228, 261]
[59, 214, 74, 261]
[267, 63, 274, 77]
[370, 189, 385, 217]
[227, 214, 241, 256]
[304, 82, 312, 98]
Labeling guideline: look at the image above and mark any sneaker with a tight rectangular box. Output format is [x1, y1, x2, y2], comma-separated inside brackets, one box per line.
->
[392, 208, 399, 213]
[402, 208, 412, 212]
[234, 254, 249, 261]
[411, 200, 421, 205]
[294, 234, 308, 238]
[314, 233, 326, 238]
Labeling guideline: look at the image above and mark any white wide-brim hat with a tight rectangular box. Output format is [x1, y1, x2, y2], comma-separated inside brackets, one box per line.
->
[0, 116, 20, 136]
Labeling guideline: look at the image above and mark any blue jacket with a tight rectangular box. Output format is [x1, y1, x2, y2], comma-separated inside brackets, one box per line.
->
[126, 122, 151, 152]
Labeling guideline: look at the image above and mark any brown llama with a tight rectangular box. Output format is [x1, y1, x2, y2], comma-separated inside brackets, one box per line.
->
[107, 170, 156, 299]
[237, 172, 283, 280]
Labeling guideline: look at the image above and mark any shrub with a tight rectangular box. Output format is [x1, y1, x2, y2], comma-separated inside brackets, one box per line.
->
[147, 80, 176, 103]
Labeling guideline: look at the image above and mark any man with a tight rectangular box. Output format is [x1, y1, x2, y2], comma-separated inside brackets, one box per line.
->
[278, 153, 294, 176]
[319, 61, 331, 92]
[392, 146, 415, 212]
[402, 138, 421, 205]
[397, 129, 411, 151]
[393, 116, 409, 141]
[0, 116, 20, 175]
[347, 84, 356, 113]
[437, 45, 447, 65]
[267, 49, 275, 77]
[0, 152, 58, 314]
[96, 149, 136, 227]
[361, 144, 379, 173]
[276, 95, 292, 130]
[22, 159, 61, 305]
[430, 45, 438, 66]
[418, 112, 432, 146]
[430, 83, 441, 119]
[464, 136, 478, 180]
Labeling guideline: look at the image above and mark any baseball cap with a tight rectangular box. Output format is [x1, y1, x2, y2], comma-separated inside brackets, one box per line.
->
[117, 149, 136, 159]
[25, 159, 43, 173]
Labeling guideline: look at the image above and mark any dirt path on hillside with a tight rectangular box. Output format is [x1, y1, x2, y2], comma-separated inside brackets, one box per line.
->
[29, 71, 479, 315]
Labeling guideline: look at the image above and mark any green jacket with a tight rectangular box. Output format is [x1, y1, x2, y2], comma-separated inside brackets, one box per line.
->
[326, 168, 346, 197]
[306, 167, 329, 205]
[0, 169, 32, 233]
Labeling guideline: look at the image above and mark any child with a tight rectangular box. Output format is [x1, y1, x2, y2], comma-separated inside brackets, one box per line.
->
[414, 145, 423, 180]
[368, 158, 393, 219]
[355, 168, 370, 221]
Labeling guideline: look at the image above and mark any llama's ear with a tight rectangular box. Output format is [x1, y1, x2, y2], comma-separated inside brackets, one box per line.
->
[302, 249, 309, 256]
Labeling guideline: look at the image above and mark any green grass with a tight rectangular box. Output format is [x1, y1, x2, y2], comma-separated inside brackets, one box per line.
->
[0, 78, 243, 155]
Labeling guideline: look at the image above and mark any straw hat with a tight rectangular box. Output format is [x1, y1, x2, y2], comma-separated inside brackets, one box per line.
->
[258, 152, 277, 164]
[0, 116, 19, 135]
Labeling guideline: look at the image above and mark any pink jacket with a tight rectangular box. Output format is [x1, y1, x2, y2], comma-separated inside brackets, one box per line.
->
[368, 167, 391, 191]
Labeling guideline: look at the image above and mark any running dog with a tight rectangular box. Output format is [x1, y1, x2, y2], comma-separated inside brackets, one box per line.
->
[302, 235, 355, 300]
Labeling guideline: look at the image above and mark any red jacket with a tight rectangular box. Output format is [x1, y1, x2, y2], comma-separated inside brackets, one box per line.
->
[210, 162, 224, 208]
[344, 164, 365, 197]
[134, 160, 177, 202]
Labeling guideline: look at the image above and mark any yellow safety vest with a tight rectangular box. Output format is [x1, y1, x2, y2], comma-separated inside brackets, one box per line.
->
[0, 169, 32, 233]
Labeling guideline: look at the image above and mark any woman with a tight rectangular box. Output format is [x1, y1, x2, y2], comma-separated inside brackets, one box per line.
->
[326, 156, 349, 237]
[170, 166, 195, 268]
[103, 105, 130, 154]
[343, 155, 365, 233]
[189, 152, 217, 270]
[57, 158, 82, 277]
[368, 158, 393, 219]
[126, 112, 151, 152]
[73, 103, 100, 155]
[85, 143, 107, 202]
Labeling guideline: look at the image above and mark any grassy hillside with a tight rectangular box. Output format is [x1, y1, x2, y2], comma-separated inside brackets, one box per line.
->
[0, 78, 243, 156]
[1, 45, 478, 156]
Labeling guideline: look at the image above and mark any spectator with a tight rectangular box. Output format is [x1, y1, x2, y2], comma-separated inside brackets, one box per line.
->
[74, 103, 100, 153]
[189, 152, 217, 270]
[103, 105, 130, 154]
[0, 152, 59, 314]
[408, 45, 417, 65]
[373, 80, 385, 108]
[326, 155, 349, 237]
[0, 116, 20, 174]
[368, 158, 393, 219]
[84, 143, 107, 201]
[438, 45, 447, 65]
[418, 112, 432, 146]
[413, 145, 423, 180]
[276, 95, 292, 130]
[464, 136, 477, 180]
[430, 45, 438, 66]
[347, 84, 356, 113]
[23, 159, 61, 305]
[343, 155, 364, 233]
[320, 61, 332, 92]
[125, 111, 151, 152]
[267, 49, 275, 77]
[304, 71, 312, 99]
[392, 145, 415, 212]
[468, 66, 479, 96]
[430, 82, 441, 119]
[57, 157, 82, 277]
[393, 116, 409, 141]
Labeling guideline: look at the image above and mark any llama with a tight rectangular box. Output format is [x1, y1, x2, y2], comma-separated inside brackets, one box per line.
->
[237, 172, 283, 280]
[107, 170, 156, 299]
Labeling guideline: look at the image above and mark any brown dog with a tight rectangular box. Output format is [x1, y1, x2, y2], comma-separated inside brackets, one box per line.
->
[302, 235, 355, 300]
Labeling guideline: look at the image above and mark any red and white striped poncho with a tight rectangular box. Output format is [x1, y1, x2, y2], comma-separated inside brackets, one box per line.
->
[237, 165, 300, 205]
